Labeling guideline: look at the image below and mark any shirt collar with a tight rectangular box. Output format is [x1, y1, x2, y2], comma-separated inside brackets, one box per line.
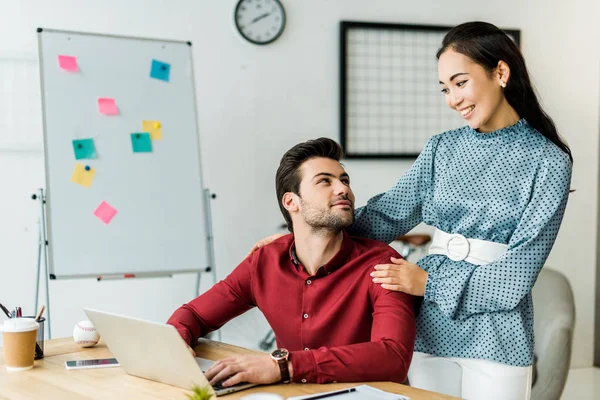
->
[288, 230, 354, 276]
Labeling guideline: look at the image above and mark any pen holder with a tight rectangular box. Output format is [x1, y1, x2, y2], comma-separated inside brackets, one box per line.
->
[24, 316, 45, 359]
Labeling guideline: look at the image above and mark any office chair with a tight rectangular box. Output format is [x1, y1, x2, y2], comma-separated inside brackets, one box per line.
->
[531, 268, 576, 400]
[392, 234, 432, 261]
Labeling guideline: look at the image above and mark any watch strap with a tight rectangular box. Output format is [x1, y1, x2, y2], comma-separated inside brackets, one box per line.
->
[277, 358, 290, 383]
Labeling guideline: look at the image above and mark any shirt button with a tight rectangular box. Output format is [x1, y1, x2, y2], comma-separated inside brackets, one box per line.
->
[306, 279, 312, 285]
[303, 313, 308, 319]
[301, 379, 307, 383]
[304, 347, 309, 351]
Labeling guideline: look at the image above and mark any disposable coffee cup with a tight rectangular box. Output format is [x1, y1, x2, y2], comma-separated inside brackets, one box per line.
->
[0, 318, 39, 371]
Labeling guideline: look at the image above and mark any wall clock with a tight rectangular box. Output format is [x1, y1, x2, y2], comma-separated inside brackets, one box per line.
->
[234, 0, 286, 45]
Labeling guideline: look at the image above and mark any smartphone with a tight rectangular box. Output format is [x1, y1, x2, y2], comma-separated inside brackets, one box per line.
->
[65, 358, 119, 370]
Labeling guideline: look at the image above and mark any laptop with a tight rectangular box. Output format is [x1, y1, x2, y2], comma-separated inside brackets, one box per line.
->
[84, 308, 258, 396]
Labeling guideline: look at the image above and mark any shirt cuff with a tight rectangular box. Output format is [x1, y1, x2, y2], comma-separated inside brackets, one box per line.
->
[172, 325, 193, 346]
[424, 270, 438, 303]
[289, 350, 317, 383]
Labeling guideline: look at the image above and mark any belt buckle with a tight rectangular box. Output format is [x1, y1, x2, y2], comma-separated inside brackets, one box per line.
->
[446, 233, 470, 262]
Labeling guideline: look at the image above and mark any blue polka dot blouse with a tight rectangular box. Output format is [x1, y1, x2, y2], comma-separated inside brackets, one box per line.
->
[348, 119, 572, 366]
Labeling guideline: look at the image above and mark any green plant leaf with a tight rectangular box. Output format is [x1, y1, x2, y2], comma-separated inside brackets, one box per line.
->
[185, 384, 214, 400]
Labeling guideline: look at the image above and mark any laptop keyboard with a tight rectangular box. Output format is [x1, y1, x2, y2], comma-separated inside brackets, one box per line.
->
[212, 380, 226, 391]
[198, 369, 234, 391]
[196, 358, 249, 392]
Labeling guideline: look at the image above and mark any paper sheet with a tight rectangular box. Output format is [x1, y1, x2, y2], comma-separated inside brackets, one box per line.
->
[131, 133, 153, 153]
[72, 138, 97, 160]
[287, 384, 410, 400]
[94, 201, 117, 225]
[142, 120, 162, 140]
[98, 98, 119, 115]
[150, 59, 171, 82]
[70, 163, 96, 188]
[58, 55, 78, 72]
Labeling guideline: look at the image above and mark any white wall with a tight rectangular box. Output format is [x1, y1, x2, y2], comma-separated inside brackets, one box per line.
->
[0, 0, 598, 367]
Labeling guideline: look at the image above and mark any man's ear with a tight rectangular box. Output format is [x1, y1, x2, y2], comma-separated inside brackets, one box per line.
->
[282, 192, 300, 213]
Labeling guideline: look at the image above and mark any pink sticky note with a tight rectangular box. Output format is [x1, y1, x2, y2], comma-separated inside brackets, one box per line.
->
[98, 98, 119, 115]
[94, 201, 117, 225]
[58, 55, 78, 72]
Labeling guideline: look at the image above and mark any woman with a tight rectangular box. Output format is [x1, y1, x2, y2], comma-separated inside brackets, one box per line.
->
[252, 21, 572, 399]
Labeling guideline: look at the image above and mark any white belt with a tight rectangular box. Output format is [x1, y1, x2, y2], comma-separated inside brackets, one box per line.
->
[428, 229, 508, 265]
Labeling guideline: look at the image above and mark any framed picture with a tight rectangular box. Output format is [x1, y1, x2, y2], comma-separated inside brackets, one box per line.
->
[339, 21, 520, 158]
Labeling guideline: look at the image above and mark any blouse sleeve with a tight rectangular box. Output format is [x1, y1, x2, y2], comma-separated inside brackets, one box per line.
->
[424, 149, 572, 320]
[348, 136, 439, 243]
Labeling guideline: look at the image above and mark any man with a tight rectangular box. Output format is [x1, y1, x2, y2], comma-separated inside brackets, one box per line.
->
[167, 138, 415, 388]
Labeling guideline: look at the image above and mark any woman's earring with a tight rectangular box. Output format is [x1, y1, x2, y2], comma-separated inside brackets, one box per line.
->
[500, 80, 506, 88]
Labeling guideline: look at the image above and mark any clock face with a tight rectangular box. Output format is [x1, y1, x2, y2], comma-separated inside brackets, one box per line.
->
[271, 348, 289, 360]
[234, 0, 286, 45]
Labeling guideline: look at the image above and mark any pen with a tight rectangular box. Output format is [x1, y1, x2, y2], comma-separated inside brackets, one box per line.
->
[35, 305, 46, 322]
[0, 303, 11, 318]
[301, 388, 356, 400]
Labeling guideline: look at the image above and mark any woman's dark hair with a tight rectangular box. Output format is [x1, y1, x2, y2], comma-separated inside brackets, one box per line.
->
[276, 138, 344, 232]
[437, 21, 572, 163]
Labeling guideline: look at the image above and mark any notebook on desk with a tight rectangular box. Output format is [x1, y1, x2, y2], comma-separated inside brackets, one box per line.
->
[84, 308, 258, 396]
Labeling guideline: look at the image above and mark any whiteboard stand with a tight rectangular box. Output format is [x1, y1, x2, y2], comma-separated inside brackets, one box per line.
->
[32, 187, 220, 340]
[197, 189, 217, 298]
[32, 188, 52, 339]
[197, 188, 221, 341]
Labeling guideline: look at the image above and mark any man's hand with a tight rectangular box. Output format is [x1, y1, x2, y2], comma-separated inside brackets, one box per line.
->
[204, 354, 282, 387]
[371, 257, 428, 296]
[245, 234, 286, 258]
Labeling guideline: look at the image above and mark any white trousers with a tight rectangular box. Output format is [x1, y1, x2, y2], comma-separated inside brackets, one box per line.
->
[408, 352, 532, 400]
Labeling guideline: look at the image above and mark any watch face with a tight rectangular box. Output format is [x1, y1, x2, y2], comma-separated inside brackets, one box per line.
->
[234, 0, 286, 45]
[271, 348, 289, 360]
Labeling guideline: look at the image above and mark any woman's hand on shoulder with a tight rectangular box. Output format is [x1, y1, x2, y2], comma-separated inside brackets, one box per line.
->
[370, 257, 428, 296]
[245, 233, 286, 258]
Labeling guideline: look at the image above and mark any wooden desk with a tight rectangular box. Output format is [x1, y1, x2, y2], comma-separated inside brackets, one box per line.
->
[0, 338, 458, 399]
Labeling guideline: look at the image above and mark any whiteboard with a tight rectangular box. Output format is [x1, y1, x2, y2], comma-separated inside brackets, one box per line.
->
[37, 28, 210, 279]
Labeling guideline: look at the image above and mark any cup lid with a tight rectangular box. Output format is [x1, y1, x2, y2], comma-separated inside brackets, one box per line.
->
[0, 318, 39, 333]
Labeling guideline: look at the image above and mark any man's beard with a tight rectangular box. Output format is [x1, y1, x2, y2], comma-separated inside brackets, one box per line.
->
[299, 196, 354, 234]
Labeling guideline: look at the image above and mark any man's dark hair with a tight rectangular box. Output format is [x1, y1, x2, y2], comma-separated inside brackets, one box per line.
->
[275, 138, 344, 232]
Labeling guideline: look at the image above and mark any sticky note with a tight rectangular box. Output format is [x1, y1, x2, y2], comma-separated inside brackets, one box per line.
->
[150, 59, 170, 82]
[131, 133, 152, 152]
[142, 120, 162, 140]
[58, 55, 78, 72]
[98, 98, 119, 115]
[71, 163, 96, 188]
[72, 139, 97, 160]
[94, 201, 117, 225]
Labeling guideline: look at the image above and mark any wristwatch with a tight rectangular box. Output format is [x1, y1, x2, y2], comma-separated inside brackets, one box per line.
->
[270, 348, 290, 383]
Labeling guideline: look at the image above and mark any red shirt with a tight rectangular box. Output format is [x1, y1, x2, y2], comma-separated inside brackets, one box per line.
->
[167, 231, 416, 383]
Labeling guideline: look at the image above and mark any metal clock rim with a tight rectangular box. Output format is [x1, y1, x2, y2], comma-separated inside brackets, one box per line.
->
[233, 0, 286, 46]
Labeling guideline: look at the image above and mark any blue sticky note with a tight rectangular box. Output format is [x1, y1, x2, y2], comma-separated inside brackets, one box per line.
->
[72, 139, 97, 160]
[131, 133, 153, 153]
[150, 59, 170, 82]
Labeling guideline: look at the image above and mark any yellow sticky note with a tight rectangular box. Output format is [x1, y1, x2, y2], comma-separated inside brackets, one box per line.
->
[142, 120, 162, 140]
[71, 163, 96, 188]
